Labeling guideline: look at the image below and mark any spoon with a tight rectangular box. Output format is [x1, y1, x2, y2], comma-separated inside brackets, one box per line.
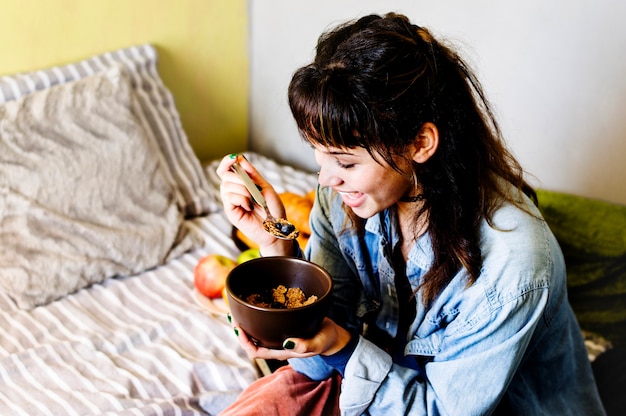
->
[231, 160, 299, 240]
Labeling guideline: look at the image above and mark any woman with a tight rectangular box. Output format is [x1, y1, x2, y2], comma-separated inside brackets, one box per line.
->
[217, 13, 605, 415]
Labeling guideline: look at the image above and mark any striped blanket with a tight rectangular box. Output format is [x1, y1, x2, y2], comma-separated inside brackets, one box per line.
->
[0, 154, 318, 415]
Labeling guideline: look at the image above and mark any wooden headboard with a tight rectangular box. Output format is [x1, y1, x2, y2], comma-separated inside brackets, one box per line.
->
[0, 0, 248, 162]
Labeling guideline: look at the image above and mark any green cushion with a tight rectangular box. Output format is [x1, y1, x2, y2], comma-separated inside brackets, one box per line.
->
[537, 190, 626, 349]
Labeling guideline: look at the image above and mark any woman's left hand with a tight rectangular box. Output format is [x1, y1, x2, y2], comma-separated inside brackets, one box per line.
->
[229, 316, 353, 361]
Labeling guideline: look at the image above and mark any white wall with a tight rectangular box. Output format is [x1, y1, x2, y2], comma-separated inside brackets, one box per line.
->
[249, 0, 626, 205]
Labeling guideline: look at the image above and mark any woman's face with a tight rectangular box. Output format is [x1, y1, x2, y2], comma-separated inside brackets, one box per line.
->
[314, 145, 414, 219]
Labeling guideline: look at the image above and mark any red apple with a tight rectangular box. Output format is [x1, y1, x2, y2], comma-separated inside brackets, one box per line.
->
[194, 254, 237, 299]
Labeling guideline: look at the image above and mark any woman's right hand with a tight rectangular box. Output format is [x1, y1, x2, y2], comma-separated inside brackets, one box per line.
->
[216, 154, 295, 257]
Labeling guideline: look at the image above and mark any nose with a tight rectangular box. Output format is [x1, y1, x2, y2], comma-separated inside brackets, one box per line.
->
[317, 167, 342, 188]
[313, 148, 343, 188]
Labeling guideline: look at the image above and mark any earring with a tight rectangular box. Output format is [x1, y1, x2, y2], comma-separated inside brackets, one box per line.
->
[399, 168, 425, 202]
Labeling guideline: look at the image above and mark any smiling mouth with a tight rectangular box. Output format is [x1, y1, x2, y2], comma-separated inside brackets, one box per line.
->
[338, 190, 364, 206]
[338, 190, 359, 198]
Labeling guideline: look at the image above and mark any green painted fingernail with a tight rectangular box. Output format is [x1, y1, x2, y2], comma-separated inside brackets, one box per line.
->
[226, 313, 232, 323]
[233, 327, 239, 337]
[283, 340, 295, 350]
[229, 153, 237, 159]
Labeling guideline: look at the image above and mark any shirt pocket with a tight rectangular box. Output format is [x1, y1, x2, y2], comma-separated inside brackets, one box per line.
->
[406, 309, 457, 356]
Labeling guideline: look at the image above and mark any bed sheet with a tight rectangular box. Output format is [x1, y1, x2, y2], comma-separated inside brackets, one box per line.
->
[0, 212, 257, 415]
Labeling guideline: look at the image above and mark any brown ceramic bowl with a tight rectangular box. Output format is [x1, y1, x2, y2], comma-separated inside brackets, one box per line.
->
[225, 256, 333, 349]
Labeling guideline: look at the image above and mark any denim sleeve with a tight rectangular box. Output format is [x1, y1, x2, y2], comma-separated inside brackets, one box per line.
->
[339, 287, 551, 416]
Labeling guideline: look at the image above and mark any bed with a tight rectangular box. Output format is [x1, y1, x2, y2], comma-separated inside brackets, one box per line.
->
[0, 44, 317, 415]
[1, 44, 622, 415]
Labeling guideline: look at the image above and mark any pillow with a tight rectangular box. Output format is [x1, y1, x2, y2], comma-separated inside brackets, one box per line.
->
[537, 190, 626, 350]
[0, 65, 202, 309]
[0, 44, 215, 217]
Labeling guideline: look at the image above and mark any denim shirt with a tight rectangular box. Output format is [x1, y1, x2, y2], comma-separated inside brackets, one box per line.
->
[290, 185, 605, 416]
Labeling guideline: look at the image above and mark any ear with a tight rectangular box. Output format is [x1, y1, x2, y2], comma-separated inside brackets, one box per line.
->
[411, 122, 439, 163]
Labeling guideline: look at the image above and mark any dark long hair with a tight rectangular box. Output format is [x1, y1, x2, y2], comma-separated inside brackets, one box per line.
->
[288, 13, 536, 305]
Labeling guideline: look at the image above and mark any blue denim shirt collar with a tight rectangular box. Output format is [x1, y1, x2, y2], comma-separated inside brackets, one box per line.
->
[361, 207, 436, 340]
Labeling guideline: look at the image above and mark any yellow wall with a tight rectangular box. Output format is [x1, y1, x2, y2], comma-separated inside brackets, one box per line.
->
[0, 0, 249, 162]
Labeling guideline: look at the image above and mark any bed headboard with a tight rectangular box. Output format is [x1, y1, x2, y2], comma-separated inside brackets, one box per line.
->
[0, 0, 249, 163]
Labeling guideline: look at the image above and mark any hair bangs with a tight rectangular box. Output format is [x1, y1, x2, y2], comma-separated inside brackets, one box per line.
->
[290, 65, 375, 151]
[314, 87, 369, 149]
